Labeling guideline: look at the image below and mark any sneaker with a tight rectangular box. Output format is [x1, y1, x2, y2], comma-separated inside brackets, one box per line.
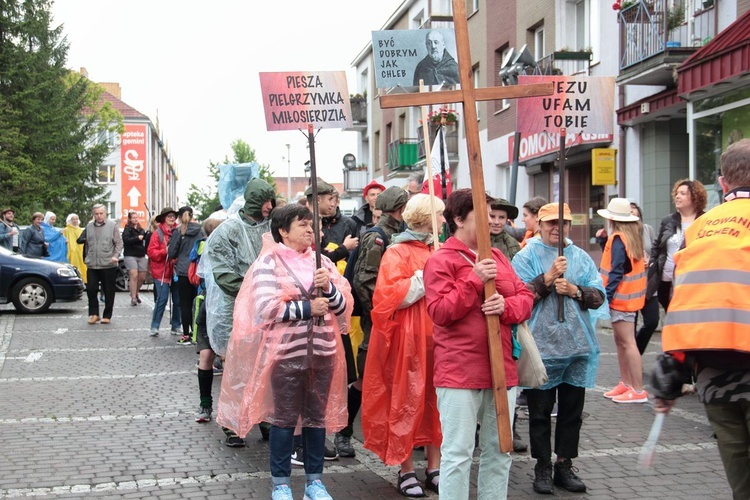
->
[303, 480, 333, 500]
[177, 335, 193, 345]
[604, 381, 629, 399]
[612, 388, 648, 404]
[223, 427, 245, 447]
[554, 459, 587, 492]
[194, 406, 212, 423]
[136, 294, 142, 304]
[290, 445, 304, 466]
[213, 358, 224, 376]
[325, 444, 339, 461]
[272, 484, 294, 500]
[334, 432, 355, 458]
[516, 390, 528, 407]
[131, 297, 138, 306]
[533, 461, 554, 494]
[149, 327, 159, 337]
[170, 328, 182, 335]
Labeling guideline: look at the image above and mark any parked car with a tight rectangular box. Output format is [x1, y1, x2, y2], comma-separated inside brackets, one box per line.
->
[0, 246, 84, 313]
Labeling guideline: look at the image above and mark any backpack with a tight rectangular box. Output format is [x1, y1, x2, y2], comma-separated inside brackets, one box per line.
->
[187, 240, 205, 288]
[343, 226, 389, 317]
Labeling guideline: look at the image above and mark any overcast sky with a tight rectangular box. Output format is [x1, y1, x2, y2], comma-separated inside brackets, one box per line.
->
[51, 0, 404, 201]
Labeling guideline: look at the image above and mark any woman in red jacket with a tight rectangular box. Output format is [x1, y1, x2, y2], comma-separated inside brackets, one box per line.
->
[423, 189, 534, 500]
[147, 207, 181, 336]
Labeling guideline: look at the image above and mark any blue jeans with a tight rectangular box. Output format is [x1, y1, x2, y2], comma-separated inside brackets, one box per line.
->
[151, 279, 181, 330]
[270, 426, 325, 485]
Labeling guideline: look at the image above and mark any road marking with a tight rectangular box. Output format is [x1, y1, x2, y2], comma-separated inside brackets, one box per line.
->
[0, 370, 193, 383]
[9, 345, 185, 354]
[52, 328, 68, 334]
[0, 411, 183, 424]
[592, 385, 710, 426]
[23, 352, 43, 363]
[0, 440, 718, 497]
[0, 314, 14, 373]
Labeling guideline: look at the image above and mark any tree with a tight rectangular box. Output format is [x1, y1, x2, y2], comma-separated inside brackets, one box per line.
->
[0, 0, 122, 223]
[186, 138, 278, 220]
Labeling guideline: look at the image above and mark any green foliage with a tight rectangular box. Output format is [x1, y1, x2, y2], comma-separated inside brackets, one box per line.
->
[187, 138, 277, 220]
[0, 0, 122, 224]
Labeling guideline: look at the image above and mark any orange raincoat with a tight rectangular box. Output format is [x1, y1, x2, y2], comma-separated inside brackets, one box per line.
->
[362, 238, 442, 465]
[216, 233, 353, 437]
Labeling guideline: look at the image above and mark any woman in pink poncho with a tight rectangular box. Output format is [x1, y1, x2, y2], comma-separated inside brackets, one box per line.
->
[217, 204, 352, 500]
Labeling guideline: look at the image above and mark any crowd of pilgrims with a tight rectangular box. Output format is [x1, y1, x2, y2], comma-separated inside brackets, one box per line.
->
[0, 175, 709, 500]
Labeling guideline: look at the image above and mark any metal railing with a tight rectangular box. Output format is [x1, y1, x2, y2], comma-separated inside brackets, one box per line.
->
[619, 0, 715, 70]
[387, 138, 421, 171]
[535, 51, 592, 77]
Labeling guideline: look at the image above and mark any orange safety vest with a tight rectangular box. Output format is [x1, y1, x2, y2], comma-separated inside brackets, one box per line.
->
[662, 199, 750, 354]
[599, 231, 646, 312]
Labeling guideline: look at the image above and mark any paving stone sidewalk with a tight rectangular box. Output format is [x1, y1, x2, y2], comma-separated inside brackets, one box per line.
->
[0, 295, 731, 499]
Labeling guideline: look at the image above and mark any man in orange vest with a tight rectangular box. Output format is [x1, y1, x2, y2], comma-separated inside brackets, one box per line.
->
[654, 138, 750, 500]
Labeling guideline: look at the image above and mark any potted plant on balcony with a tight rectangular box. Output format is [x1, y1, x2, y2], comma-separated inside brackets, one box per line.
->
[427, 107, 459, 126]
[666, 1, 685, 47]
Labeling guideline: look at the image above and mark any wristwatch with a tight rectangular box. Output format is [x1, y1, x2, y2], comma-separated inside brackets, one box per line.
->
[575, 286, 583, 300]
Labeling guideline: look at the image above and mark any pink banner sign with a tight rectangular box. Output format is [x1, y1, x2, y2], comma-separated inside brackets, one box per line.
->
[259, 71, 352, 131]
[516, 76, 614, 135]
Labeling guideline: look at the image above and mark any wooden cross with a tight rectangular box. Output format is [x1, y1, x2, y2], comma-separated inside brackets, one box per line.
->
[379, 0, 553, 453]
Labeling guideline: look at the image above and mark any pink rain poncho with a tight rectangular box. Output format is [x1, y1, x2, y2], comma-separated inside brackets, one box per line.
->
[217, 233, 353, 437]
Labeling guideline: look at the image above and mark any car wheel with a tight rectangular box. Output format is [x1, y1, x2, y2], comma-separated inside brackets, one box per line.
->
[12, 277, 53, 313]
[115, 262, 129, 292]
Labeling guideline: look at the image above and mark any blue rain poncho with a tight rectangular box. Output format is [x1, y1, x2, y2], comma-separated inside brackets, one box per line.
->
[512, 237, 609, 390]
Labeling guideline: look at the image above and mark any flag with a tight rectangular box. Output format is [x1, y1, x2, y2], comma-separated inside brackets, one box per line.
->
[421, 126, 453, 200]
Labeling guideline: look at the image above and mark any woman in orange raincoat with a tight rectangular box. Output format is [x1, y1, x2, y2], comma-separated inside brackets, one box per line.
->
[362, 194, 445, 497]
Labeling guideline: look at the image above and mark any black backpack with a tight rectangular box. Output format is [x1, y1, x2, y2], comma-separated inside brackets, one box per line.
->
[343, 226, 389, 316]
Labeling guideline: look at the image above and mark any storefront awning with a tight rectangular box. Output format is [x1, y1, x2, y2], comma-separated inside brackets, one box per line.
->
[677, 9, 750, 97]
[616, 88, 683, 126]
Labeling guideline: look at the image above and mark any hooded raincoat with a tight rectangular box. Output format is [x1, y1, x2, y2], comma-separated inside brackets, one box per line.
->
[62, 221, 86, 282]
[42, 213, 68, 263]
[216, 233, 353, 437]
[361, 232, 442, 465]
[201, 178, 276, 356]
[512, 237, 608, 389]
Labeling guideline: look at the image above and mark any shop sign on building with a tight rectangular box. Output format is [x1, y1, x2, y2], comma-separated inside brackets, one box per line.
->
[508, 132, 613, 163]
[591, 148, 617, 185]
[120, 123, 148, 226]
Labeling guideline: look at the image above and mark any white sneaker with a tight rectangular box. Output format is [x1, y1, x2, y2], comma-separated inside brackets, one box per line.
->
[149, 328, 159, 337]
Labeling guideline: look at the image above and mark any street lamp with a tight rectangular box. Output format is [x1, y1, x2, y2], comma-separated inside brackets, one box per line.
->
[285, 144, 291, 202]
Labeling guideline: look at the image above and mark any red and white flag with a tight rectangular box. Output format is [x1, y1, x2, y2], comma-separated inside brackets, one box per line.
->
[421, 127, 452, 200]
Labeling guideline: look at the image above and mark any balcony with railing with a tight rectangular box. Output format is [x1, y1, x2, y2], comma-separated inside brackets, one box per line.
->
[386, 138, 420, 177]
[617, 0, 716, 86]
[342, 96, 367, 132]
[536, 50, 592, 77]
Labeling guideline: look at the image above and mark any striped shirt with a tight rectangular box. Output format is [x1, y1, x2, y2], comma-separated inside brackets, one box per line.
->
[253, 250, 346, 360]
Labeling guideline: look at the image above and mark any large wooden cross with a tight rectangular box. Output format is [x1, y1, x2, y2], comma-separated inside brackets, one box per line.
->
[379, 0, 553, 453]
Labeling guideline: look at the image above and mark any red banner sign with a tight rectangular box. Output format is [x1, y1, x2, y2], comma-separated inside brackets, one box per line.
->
[120, 124, 148, 226]
[508, 132, 613, 163]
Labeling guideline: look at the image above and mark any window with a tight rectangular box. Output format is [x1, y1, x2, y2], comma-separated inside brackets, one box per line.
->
[470, 0, 479, 14]
[97, 130, 120, 148]
[495, 46, 512, 112]
[97, 164, 116, 184]
[105, 201, 117, 220]
[534, 26, 545, 61]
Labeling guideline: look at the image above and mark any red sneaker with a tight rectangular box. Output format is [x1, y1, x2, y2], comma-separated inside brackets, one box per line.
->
[603, 381, 629, 399]
[612, 388, 648, 404]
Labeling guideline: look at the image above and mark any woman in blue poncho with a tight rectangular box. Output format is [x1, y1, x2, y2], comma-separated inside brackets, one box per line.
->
[42, 212, 68, 263]
[511, 203, 608, 496]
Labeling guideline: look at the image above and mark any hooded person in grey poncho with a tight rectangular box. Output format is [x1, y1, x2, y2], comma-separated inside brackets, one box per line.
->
[202, 178, 276, 356]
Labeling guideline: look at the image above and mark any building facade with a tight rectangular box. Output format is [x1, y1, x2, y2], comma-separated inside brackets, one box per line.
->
[94, 81, 177, 226]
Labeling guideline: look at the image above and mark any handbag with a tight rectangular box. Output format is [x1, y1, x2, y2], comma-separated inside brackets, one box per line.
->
[516, 321, 548, 388]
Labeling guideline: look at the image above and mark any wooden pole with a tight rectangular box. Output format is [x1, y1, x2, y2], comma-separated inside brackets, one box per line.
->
[419, 81, 441, 249]
[451, 0, 512, 453]
[557, 129, 566, 322]
[307, 124, 322, 272]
